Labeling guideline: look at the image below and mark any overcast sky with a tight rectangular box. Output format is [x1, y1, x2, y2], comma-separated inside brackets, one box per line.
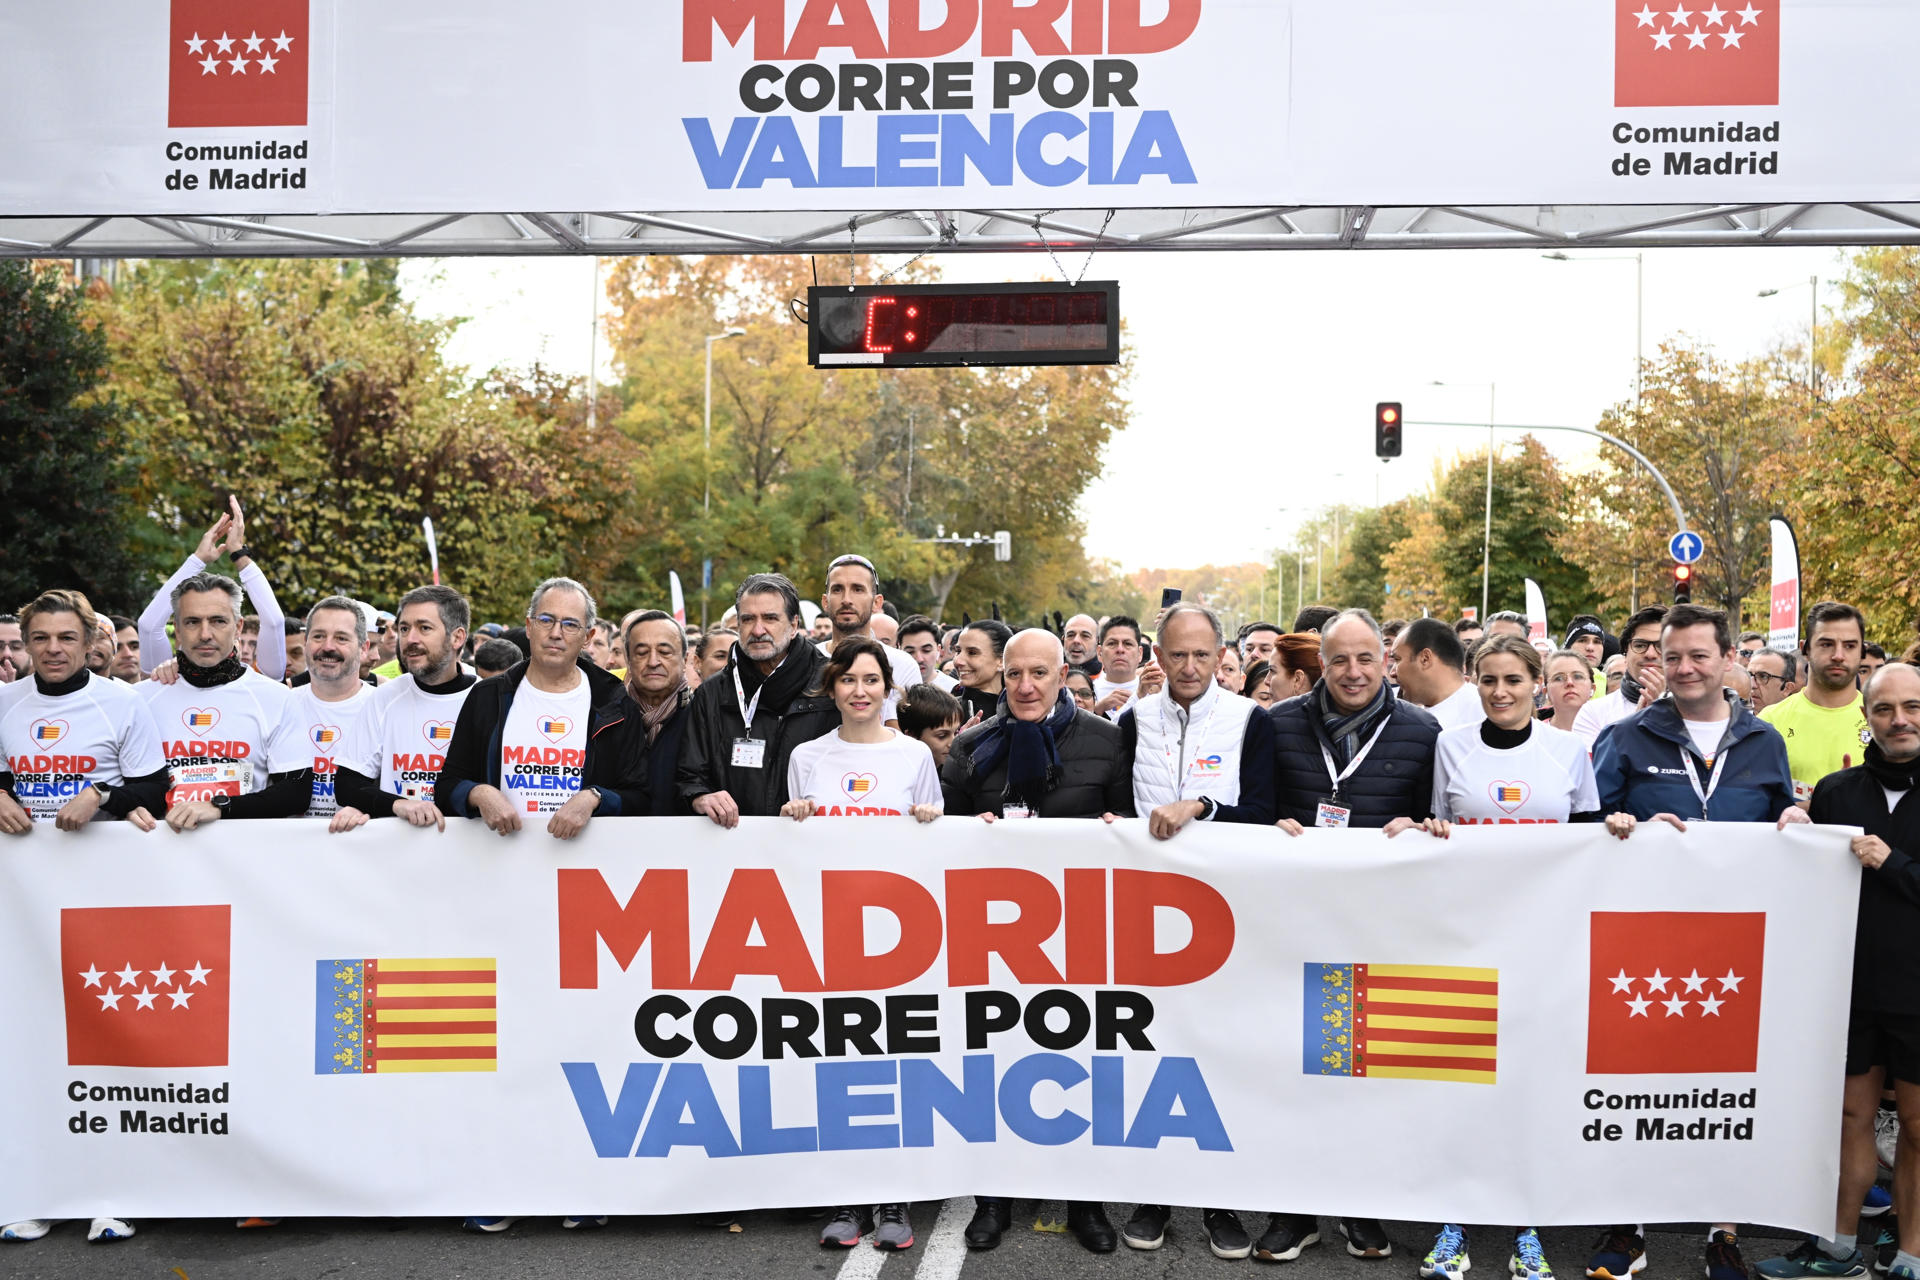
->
[401, 241, 1845, 571]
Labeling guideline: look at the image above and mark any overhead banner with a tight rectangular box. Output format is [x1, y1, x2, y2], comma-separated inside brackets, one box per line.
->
[2, 1, 1917, 216]
[0, 818, 1858, 1231]
[1769, 514, 1802, 652]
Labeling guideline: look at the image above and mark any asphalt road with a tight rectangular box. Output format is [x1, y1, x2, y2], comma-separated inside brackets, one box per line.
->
[1, 1204, 1804, 1280]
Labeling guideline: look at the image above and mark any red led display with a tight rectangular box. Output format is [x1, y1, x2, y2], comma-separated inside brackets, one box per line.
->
[809, 282, 1120, 369]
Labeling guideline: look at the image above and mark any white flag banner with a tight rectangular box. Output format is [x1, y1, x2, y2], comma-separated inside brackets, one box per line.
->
[1769, 515, 1801, 652]
[0, 819, 1857, 1231]
[1525, 577, 1551, 653]
[3, 2, 1920, 215]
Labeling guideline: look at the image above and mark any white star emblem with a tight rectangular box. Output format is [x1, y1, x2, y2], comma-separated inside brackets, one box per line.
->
[243, 31, 265, 53]
[272, 30, 295, 52]
[1718, 969, 1744, 993]
[1645, 968, 1671, 993]
[115, 963, 142, 989]
[1651, 27, 1676, 49]
[185, 32, 206, 54]
[97, 990, 123, 1011]
[1634, 5, 1658, 26]
[1698, 993, 1725, 1016]
[1668, 4, 1693, 25]
[258, 51, 279, 74]
[1720, 27, 1744, 46]
[1627, 994, 1652, 1017]
[1686, 29, 1710, 47]
[150, 962, 176, 988]
[1662, 995, 1689, 1017]
[1682, 969, 1708, 992]
[228, 55, 248, 74]
[186, 962, 212, 986]
[132, 986, 159, 1011]
[1701, 3, 1727, 24]
[1737, 3, 1762, 24]
[79, 964, 105, 989]
[168, 989, 194, 1009]
[1610, 969, 1636, 994]
[213, 31, 235, 53]
[199, 54, 221, 75]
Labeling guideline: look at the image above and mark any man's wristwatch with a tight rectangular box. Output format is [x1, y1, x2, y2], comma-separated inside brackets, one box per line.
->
[90, 782, 113, 807]
[228, 546, 254, 564]
[211, 793, 234, 813]
[580, 785, 604, 807]
[1195, 796, 1218, 822]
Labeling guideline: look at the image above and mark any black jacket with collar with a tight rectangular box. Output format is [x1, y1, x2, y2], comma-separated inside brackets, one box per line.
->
[674, 637, 838, 817]
[434, 659, 648, 819]
[1810, 758, 1920, 1015]
[1268, 682, 1440, 827]
[941, 706, 1135, 819]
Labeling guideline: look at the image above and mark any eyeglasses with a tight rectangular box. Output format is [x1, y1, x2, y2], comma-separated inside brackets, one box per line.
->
[1749, 670, 1787, 687]
[1546, 673, 1592, 685]
[1626, 638, 1660, 654]
[528, 613, 586, 634]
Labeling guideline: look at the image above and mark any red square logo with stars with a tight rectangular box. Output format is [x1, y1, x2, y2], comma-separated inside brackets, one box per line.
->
[62, 906, 231, 1068]
[168, 0, 309, 128]
[1615, 0, 1779, 107]
[1587, 911, 1764, 1074]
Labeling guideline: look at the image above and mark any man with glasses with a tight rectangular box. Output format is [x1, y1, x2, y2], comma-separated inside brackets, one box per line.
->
[1737, 631, 1768, 668]
[434, 576, 647, 842]
[1750, 647, 1803, 715]
[1574, 606, 1668, 746]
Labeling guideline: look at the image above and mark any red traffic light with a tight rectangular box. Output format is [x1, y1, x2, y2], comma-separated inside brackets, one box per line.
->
[1674, 564, 1692, 581]
[1375, 402, 1404, 459]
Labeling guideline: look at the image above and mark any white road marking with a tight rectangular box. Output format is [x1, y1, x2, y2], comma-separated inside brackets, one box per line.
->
[912, 1198, 970, 1280]
[835, 1214, 892, 1280]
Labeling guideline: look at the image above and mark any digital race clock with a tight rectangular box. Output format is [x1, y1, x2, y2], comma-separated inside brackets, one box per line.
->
[807, 281, 1120, 369]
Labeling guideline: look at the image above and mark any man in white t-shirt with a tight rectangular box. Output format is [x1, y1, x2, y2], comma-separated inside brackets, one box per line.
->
[137, 572, 311, 829]
[818, 554, 919, 723]
[898, 615, 959, 693]
[289, 596, 377, 818]
[1093, 616, 1147, 720]
[331, 585, 478, 832]
[1391, 618, 1483, 732]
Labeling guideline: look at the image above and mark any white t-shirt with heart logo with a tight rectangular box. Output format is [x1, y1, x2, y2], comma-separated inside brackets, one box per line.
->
[500, 677, 591, 817]
[0, 672, 166, 822]
[1431, 720, 1598, 824]
[138, 669, 307, 807]
[336, 672, 476, 802]
[784, 728, 942, 817]
[291, 682, 375, 818]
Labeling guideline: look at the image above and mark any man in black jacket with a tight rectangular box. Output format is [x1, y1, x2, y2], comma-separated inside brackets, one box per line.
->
[619, 609, 692, 816]
[940, 628, 1129, 1255]
[1259, 609, 1437, 1264]
[676, 573, 837, 826]
[1760, 663, 1920, 1280]
[434, 577, 647, 838]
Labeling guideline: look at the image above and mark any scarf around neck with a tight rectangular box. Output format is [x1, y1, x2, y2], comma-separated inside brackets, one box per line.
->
[970, 689, 1077, 810]
[1864, 740, 1920, 791]
[1316, 677, 1392, 769]
[628, 673, 689, 744]
[177, 651, 248, 689]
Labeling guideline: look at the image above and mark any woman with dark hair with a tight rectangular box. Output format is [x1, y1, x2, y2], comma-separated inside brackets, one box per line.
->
[780, 636, 938, 1252]
[952, 620, 1011, 721]
[1065, 664, 1098, 712]
[1269, 633, 1323, 702]
[1241, 659, 1277, 707]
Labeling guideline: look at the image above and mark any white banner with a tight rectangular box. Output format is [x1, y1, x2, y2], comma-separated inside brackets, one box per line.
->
[1769, 514, 1801, 652]
[2, 1, 1917, 216]
[1525, 577, 1551, 653]
[0, 819, 1858, 1231]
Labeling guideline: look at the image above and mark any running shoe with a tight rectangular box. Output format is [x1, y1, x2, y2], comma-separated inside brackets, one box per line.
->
[1863, 1185, 1892, 1217]
[87, 1217, 135, 1242]
[1587, 1226, 1648, 1278]
[561, 1216, 608, 1230]
[819, 1206, 871, 1247]
[1512, 1229, 1557, 1280]
[1875, 1107, 1899, 1180]
[1708, 1230, 1753, 1280]
[1342, 1218, 1393, 1259]
[1889, 1267, 1917, 1280]
[1873, 1226, 1896, 1273]
[1124, 1203, 1172, 1251]
[462, 1217, 520, 1233]
[1, 1220, 51, 1242]
[1254, 1213, 1321, 1263]
[871, 1203, 914, 1251]
[1422, 1224, 1471, 1280]
[1754, 1240, 1868, 1279]
[1205, 1209, 1253, 1261]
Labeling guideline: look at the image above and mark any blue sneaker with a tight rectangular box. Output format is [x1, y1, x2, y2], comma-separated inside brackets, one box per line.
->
[1873, 1226, 1895, 1273]
[1708, 1230, 1752, 1280]
[1889, 1268, 1917, 1280]
[1, 1220, 52, 1242]
[1587, 1227, 1647, 1279]
[1422, 1224, 1470, 1280]
[462, 1217, 520, 1233]
[1513, 1229, 1557, 1280]
[1862, 1185, 1893, 1218]
[1755, 1240, 1867, 1280]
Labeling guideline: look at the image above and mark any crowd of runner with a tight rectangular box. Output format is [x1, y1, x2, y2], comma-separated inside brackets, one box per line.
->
[2, 499, 1917, 1280]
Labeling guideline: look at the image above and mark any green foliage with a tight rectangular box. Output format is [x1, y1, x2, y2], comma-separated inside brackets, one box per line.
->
[0, 263, 144, 612]
[1436, 436, 1597, 624]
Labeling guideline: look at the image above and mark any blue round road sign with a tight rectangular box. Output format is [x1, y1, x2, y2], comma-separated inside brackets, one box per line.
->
[1668, 531, 1703, 564]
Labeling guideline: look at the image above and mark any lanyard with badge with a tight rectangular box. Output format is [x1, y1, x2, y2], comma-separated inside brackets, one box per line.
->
[1160, 695, 1219, 801]
[730, 663, 768, 769]
[1680, 738, 1730, 820]
[1315, 721, 1390, 828]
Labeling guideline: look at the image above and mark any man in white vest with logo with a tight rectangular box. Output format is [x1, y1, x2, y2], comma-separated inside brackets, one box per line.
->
[1115, 601, 1276, 1261]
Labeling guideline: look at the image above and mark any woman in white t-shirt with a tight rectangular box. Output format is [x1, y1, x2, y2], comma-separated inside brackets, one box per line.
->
[1392, 634, 1597, 1280]
[780, 637, 937, 1250]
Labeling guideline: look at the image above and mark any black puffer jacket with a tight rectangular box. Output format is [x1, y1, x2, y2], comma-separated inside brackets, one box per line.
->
[674, 636, 837, 817]
[1268, 682, 1440, 827]
[941, 707, 1135, 819]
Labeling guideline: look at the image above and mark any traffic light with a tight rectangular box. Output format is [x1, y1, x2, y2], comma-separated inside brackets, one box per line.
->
[1375, 402, 1403, 459]
[1673, 563, 1693, 604]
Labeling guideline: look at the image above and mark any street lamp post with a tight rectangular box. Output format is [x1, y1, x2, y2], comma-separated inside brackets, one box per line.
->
[702, 327, 746, 628]
[1758, 275, 1819, 394]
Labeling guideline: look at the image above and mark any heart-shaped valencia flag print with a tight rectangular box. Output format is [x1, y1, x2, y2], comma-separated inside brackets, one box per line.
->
[31, 718, 68, 744]
[1487, 780, 1531, 814]
[182, 707, 221, 732]
[842, 772, 879, 799]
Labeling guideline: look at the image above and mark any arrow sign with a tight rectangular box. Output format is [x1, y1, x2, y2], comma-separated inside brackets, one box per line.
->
[1668, 530, 1703, 565]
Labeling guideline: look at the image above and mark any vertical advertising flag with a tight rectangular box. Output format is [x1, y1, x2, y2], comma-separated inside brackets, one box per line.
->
[1524, 578, 1551, 655]
[1769, 515, 1800, 652]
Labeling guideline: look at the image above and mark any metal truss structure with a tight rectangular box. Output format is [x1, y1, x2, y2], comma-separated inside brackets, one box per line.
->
[5, 202, 1920, 259]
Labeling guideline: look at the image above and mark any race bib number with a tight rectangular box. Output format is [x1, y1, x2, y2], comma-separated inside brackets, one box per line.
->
[168, 761, 248, 807]
[1315, 798, 1352, 829]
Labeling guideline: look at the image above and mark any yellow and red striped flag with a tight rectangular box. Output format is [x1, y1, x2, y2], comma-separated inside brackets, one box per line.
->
[1304, 962, 1497, 1085]
[315, 957, 496, 1075]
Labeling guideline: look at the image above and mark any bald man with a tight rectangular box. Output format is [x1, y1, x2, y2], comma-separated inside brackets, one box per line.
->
[1063, 613, 1101, 674]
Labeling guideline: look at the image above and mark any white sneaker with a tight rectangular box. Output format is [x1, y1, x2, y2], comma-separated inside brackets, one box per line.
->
[2, 1220, 52, 1242]
[1876, 1108, 1899, 1179]
[87, 1217, 135, 1242]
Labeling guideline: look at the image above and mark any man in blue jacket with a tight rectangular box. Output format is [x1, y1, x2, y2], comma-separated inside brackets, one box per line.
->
[1589, 602, 1806, 1280]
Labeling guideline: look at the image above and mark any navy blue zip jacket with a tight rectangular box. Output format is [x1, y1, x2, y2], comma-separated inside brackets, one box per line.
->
[1593, 692, 1796, 822]
[1268, 682, 1439, 827]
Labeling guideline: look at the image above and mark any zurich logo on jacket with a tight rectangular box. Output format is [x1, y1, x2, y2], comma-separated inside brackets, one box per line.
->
[1592, 692, 1797, 823]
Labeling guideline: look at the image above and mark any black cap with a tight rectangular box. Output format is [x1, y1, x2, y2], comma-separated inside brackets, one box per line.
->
[1564, 619, 1605, 645]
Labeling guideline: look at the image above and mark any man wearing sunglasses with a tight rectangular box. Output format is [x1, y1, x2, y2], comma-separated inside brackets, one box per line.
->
[1574, 605, 1669, 746]
[434, 576, 648, 840]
